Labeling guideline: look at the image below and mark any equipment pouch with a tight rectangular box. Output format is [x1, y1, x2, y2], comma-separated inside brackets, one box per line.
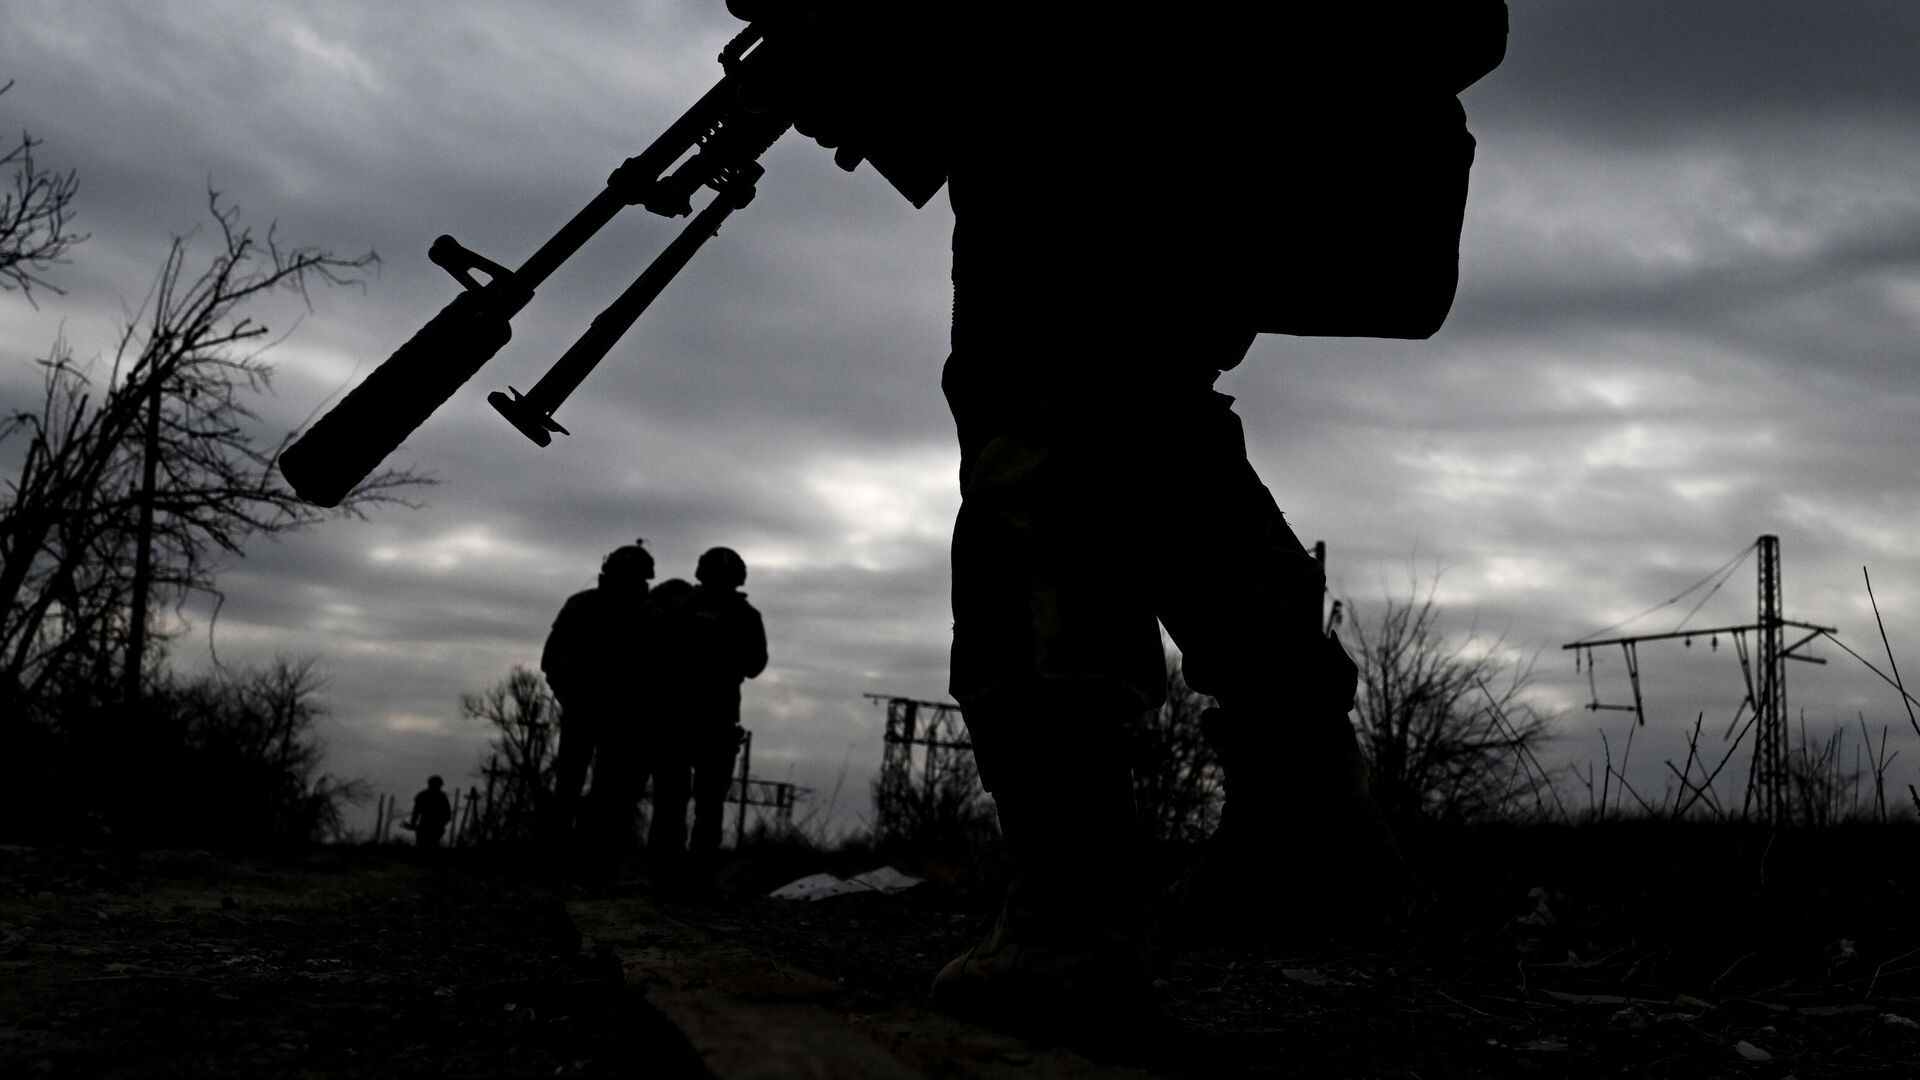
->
[1248, 92, 1477, 340]
[1236, 2, 1507, 340]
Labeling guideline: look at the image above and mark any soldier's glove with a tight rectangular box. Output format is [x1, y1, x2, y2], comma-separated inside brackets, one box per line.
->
[728, 0, 950, 183]
[726, 0, 866, 171]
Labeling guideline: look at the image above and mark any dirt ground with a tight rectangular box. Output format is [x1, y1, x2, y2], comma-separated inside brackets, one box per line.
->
[714, 822, 1920, 1078]
[0, 845, 703, 1077]
[3, 824, 1917, 1078]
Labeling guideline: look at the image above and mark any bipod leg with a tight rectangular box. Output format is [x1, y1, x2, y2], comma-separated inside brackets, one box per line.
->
[492, 175, 759, 445]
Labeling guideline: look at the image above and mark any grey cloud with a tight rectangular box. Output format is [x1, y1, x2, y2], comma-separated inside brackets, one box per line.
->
[1453, 212, 1920, 375]
[6, 3, 1919, 832]
[1485, 1, 1920, 140]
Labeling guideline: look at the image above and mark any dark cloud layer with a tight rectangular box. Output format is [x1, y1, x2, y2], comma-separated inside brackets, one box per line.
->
[3, 3, 1917, 830]
[1489, 1, 1920, 137]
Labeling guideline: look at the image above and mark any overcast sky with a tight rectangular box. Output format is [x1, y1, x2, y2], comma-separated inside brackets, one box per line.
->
[3, 2, 1917, 833]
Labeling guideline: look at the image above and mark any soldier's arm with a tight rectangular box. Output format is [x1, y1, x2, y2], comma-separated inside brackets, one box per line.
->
[540, 596, 585, 694]
[738, 606, 769, 681]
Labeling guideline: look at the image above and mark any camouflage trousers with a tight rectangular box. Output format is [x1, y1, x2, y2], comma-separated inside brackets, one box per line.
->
[943, 356, 1340, 728]
[648, 719, 741, 859]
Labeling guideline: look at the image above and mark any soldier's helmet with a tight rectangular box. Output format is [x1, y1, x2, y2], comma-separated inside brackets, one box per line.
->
[695, 546, 748, 589]
[601, 540, 656, 585]
[427, 775, 444, 790]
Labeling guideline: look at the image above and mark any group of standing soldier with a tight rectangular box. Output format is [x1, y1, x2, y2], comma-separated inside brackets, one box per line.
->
[540, 540, 767, 883]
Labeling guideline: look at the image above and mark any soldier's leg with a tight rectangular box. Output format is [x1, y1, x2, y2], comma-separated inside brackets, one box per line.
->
[934, 686, 1156, 1022]
[689, 730, 739, 860]
[548, 701, 599, 839]
[647, 745, 692, 861]
[935, 356, 1162, 1020]
[1145, 383, 1406, 937]
[1147, 384, 1348, 714]
[583, 746, 647, 881]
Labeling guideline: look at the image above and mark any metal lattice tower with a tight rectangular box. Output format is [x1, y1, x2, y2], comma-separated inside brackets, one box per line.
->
[1564, 534, 1833, 825]
[720, 729, 812, 845]
[1752, 535, 1788, 823]
[867, 694, 978, 841]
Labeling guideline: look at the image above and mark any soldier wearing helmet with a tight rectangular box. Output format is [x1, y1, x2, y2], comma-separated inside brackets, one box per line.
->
[649, 546, 768, 876]
[541, 540, 660, 853]
[723, 0, 1506, 1028]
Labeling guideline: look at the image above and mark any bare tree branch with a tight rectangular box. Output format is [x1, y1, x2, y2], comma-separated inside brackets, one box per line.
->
[462, 666, 560, 845]
[2, 193, 422, 718]
[1131, 659, 1224, 844]
[1344, 578, 1560, 823]
[0, 80, 86, 302]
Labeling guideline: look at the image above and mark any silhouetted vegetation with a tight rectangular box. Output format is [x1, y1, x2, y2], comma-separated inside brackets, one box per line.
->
[869, 729, 997, 856]
[1345, 580, 1558, 824]
[1, 655, 361, 847]
[1130, 660, 1223, 846]
[0, 80, 82, 301]
[0, 194, 418, 717]
[1576, 709, 1916, 827]
[459, 665, 561, 847]
[0, 84, 411, 847]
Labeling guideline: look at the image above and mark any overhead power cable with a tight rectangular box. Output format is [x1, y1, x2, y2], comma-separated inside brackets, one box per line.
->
[1569, 540, 1759, 646]
[1670, 543, 1757, 635]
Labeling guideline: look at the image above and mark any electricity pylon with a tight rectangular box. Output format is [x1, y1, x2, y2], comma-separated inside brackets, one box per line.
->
[1564, 535, 1835, 824]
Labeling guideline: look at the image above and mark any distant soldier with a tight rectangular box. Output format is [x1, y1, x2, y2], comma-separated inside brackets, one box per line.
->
[409, 776, 453, 849]
[541, 541, 660, 846]
[650, 547, 768, 871]
[650, 576, 696, 614]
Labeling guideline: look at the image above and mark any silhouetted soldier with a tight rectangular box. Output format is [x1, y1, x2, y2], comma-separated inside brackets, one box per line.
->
[650, 576, 695, 614]
[649, 547, 768, 877]
[728, 0, 1508, 1027]
[541, 542, 660, 850]
[409, 776, 453, 850]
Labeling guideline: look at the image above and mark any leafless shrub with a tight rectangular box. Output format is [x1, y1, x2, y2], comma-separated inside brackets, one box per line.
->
[0, 654, 363, 846]
[460, 666, 560, 846]
[1345, 579, 1561, 823]
[1129, 659, 1223, 845]
[1614, 707, 1911, 826]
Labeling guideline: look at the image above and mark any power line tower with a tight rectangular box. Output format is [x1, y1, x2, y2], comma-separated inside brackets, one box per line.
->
[721, 729, 812, 846]
[1564, 534, 1834, 824]
[867, 694, 987, 843]
[1753, 535, 1791, 823]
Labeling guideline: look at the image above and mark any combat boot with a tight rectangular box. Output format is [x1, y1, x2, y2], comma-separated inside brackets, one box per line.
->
[1166, 648, 1420, 946]
[932, 872, 1154, 1029]
[929, 696, 1156, 1030]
